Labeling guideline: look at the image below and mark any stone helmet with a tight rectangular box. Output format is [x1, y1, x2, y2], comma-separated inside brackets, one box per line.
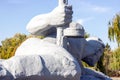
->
[64, 22, 85, 37]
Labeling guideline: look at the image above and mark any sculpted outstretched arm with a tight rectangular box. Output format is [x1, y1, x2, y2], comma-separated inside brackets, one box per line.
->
[26, 14, 50, 36]
[26, 0, 72, 36]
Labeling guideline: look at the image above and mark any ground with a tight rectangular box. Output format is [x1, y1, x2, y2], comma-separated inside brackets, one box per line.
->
[112, 77, 120, 80]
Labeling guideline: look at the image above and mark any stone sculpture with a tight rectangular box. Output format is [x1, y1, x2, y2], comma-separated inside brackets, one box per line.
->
[26, 0, 72, 36]
[0, 39, 81, 80]
[0, 0, 112, 80]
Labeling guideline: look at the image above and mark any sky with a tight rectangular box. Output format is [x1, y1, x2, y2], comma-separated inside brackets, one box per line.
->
[0, 0, 120, 49]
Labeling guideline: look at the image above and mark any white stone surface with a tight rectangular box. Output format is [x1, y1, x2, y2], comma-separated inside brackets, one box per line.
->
[56, 27, 64, 46]
[26, 0, 72, 36]
[82, 37, 105, 66]
[64, 22, 85, 37]
[0, 36, 111, 80]
[59, 35, 111, 80]
[81, 68, 111, 80]
[0, 54, 81, 80]
[0, 0, 111, 78]
[0, 38, 81, 80]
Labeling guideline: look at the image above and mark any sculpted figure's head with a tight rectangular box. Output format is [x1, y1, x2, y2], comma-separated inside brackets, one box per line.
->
[82, 37, 105, 66]
[63, 22, 86, 61]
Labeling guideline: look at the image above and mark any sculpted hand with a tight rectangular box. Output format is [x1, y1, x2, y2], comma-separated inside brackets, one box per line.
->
[49, 0, 73, 27]
[26, 0, 72, 35]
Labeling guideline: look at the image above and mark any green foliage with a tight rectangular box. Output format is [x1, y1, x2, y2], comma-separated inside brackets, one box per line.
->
[83, 43, 120, 77]
[107, 13, 120, 76]
[0, 31, 119, 77]
[27, 34, 45, 39]
[0, 33, 27, 59]
[107, 47, 120, 77]
[0, 33, 45, 59]
[100, 43, 112, 74]
[84, 32, 90, 38]
[108, 13, 120, 46]
[100, 43, 120, 77]
[109, 47, 120, 71]
[96, 54, 106, 73]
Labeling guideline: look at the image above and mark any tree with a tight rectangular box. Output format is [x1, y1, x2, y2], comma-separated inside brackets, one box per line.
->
[84, 32, 90, 38]
[108, 13, 120, 46]
[0, 33, 27, 59]
[108, 47, 120, 76]
[98, 43, 111, 75]
[0, 33, 45, 59]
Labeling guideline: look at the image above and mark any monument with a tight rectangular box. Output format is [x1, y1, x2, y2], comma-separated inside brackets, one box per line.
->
[0, 0, 111, 80]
